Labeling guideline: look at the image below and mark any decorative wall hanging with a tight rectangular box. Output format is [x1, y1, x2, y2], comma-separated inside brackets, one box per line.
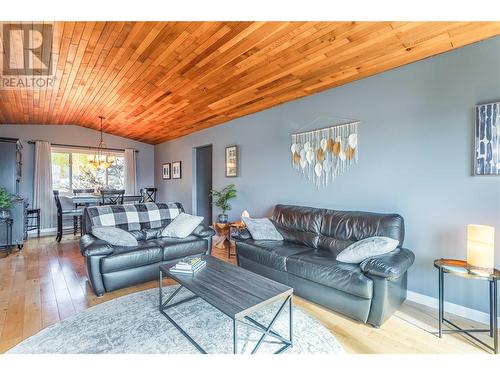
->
[291, 121, 359, 187]
[474, 102, 500, 175]
[172, 161, 182, 179]
[162, 163, 171, 180]
[225, 145, 238, 177]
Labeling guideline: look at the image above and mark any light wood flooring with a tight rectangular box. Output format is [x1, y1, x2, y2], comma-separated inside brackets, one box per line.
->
[0, 235, 495, 354]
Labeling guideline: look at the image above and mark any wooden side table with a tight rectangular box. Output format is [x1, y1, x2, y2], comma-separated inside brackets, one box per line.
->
[213, 221, 245, 258]
[434, 258, 499, 354]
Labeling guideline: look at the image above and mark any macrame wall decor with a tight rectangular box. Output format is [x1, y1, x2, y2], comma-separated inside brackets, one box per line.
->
[291, 120, 359, 188]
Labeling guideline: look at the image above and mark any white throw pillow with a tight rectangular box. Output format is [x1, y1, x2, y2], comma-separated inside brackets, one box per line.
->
[92, 226, 138, 247]
[242, 217, 284, 241]
[337, 236, 399, 264]
[161, 213, 204, 238]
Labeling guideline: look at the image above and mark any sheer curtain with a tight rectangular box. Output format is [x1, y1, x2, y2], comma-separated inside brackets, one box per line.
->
[34, 141, 55, 229]
[124, 148, 137, 195]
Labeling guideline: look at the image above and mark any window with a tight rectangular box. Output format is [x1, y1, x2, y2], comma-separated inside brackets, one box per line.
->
[51, 147, 125, 195]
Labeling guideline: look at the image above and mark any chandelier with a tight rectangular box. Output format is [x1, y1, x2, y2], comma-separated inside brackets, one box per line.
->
[89, 116, 116, 170]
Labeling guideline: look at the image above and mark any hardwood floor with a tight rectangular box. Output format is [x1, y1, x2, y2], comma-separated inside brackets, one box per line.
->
[0, 235, 493, 354]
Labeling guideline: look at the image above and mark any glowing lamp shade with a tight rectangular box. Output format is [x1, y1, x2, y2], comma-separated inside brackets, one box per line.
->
[241, 210, 250, 219]
[467, 224, 495, 270]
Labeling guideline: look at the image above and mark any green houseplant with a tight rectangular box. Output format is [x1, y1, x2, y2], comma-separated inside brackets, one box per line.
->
[210, 184, 237, 223]
[0, 186, 14, 219]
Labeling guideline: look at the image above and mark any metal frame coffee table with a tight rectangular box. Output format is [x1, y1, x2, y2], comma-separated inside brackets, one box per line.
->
[159, 255, 293, 354]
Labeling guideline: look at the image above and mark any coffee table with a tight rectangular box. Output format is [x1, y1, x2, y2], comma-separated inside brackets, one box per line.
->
[159, 255, 293, 354]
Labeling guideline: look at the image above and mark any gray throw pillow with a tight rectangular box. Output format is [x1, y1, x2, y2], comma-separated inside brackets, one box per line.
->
[92, 226, 138, 247]
[242, 217, 284, 241]
[161, 213, 204, 238]
[337, 236, 399, 264]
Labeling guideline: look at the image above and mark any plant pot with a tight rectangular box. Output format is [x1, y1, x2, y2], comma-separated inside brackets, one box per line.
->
[0, 209, 10, 220]
[218, 214, 228, 224]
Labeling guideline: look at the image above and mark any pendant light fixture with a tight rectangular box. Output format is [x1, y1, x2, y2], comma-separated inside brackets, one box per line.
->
[89, 116, 116, 170]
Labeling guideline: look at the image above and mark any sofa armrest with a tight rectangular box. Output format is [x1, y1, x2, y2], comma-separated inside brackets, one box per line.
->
[192, 224, 216, 238]
[231, 227, 252, 241]
[80, 234, 114, 257]
[360, 247, 415, 280]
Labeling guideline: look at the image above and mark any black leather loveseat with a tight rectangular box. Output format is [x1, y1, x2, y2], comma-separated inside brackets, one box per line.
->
[234, 204, 415, 327]
[80, 202, 215, 296]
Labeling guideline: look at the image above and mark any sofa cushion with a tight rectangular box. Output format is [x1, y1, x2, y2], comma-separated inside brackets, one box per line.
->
[242, 217, 284, 240]
[91, 226, 138, 247]
[100, 242, 163, 273]
[153, 236, 208, 260]
[286, 250, 373, 299]
[271, 205, 324, 248]
[236, 240, 312, 271]
[320, 210, 404, 247]
[161, 213, 204, 238]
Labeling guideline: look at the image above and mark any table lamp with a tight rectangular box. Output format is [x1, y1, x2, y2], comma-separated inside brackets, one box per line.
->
[241, 210, 250, 219]
[467, 224, 495, 270]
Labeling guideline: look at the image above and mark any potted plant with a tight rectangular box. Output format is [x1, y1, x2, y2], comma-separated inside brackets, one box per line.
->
[210, 184, 237, 224]
[0, 186, 14, 220]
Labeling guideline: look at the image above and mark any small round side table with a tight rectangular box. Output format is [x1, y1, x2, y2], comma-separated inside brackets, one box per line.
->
[434, 258, 499, 354]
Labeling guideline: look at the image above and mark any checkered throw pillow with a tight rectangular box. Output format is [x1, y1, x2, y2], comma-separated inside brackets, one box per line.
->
[86, 202, 184, 231]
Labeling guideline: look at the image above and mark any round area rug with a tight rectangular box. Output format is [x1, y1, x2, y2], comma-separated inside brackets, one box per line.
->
[8, 287, 344, 354]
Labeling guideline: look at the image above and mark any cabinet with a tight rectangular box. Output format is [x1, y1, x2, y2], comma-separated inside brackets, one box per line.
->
[0, 137, 25, 249]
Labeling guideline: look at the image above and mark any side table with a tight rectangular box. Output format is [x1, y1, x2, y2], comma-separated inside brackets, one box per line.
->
[0, 218, 14, 257]
[213, 221, 245, 258]
[434, 258, 499, 354]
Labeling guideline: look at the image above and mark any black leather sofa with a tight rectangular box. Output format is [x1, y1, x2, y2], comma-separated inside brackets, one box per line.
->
[234, 204, 415, 327]
[80, 202, 215, 296]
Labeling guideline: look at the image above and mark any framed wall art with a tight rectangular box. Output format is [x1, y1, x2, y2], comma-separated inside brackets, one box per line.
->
[474, 102, 500, 175]
[225, 145, 238, 177]
[162, 163, 171, 180]
[172, 161, 182, 179]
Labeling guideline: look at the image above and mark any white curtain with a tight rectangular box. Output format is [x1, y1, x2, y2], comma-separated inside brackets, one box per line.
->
[124, 148, 137, 195]
[34, 141, 55, 229]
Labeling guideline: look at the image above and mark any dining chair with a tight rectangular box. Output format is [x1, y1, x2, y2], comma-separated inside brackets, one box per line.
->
[53, 190, 84, 243]
[73, 188, 96, 208]
[140, 187, 157, 203]
[100, 189, 125, 205]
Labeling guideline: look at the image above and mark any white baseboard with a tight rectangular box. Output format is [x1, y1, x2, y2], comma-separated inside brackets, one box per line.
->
[27, 226, 76, 238]
[407, 290, 493, 325]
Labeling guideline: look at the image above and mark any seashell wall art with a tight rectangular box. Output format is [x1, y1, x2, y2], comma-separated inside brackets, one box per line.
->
[291, 121, 359, 188]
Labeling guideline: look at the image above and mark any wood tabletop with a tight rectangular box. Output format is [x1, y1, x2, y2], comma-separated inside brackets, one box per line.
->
[160, 255, 292, 319]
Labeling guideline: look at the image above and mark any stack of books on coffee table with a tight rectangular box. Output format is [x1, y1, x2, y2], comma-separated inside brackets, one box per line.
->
[170, 257, 207, 275]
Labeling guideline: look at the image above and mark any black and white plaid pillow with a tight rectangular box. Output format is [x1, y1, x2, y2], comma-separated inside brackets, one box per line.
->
[87, 202, 184, 231]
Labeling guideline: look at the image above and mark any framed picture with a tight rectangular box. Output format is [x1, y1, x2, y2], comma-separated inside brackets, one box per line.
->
[225, 145, 238, 177]
[474, 102, 500, 175]
[172, 161, 182, 179]
[162, 163, 171, 180]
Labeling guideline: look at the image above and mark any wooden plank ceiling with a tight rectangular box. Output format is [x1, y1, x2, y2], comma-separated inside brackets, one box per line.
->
[0, 21, 499, 144]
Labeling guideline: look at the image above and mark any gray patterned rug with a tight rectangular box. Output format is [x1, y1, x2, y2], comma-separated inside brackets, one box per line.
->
[8, 287, 344, 354]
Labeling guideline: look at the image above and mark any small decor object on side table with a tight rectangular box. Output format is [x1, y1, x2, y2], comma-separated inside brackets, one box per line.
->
[434, 224, 498, 354]
[172, 161, 182, 179]
[210, 184, 237, 224]
[225, 145, 238, 177]
[162, 163, 171, 180]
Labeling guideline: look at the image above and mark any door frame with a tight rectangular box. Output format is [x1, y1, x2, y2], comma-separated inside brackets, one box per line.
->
[192, 144, 213, 222]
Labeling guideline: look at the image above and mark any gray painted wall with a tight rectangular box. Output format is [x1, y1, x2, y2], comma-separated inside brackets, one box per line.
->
[155, 36, 500, 314]
[0, 125, 155, 205]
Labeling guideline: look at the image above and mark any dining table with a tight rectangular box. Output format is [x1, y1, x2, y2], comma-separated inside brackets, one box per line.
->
[69, 194, 143, 206]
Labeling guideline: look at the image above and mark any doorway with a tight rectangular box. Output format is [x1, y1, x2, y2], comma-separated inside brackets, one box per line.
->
[193, 144, 213, 226]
